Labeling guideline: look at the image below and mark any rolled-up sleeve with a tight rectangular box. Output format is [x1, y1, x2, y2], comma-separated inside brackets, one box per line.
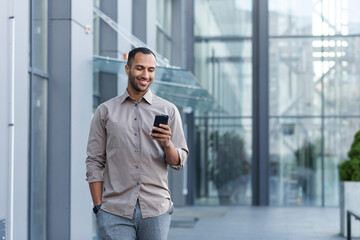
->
[86, 105, 107, 183]
[168, 107, 189, 170]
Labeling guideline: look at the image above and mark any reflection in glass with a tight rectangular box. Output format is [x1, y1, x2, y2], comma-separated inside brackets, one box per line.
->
[269, 0, 360, 36]
[33, 0, 48, 72]
[194, 41, 252, 116]
[193, 0, 253, 206]
[195, 118, 252, 205]
[30, 76, 48, 239]
[269, 118, 322, 206]
[269, 38, 321, 116]
[194, 0, 252, 36]
[156, 0, 172, 61]
[323, 37, 360, 115]
[269, 0, 360, 207]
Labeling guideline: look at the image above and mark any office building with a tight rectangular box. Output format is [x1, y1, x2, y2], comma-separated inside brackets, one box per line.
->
[1, 0, 360, 239]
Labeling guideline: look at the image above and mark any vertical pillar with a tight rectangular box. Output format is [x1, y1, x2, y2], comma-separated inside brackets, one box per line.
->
[48, 0, 71, 238]
[48, 0, 93, 239]
[252, 0, 269, 206]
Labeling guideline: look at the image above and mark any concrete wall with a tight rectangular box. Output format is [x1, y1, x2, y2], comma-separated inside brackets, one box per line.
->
[70, 0, 93, 239]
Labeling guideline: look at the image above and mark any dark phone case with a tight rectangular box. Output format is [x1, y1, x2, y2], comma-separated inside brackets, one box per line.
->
[152, 115, 169, 133]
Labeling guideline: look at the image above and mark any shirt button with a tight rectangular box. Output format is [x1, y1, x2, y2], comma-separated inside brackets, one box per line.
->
[134, 133, 137, 136]
[135, 103, 138, 106]
[134, 118, 137, 120]
[135, 149, 139, 152]
[137, 182, 140, 185]
[136, 166, 139, 169]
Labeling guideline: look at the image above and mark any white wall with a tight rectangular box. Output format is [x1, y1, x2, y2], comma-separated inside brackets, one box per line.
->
[0, 0, 30, 239]
[70, 0, 93, 239]
[0, 0, 11, 237]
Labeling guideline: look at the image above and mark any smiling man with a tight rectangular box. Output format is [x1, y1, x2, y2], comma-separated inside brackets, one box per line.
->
[86, 47, 189, 240]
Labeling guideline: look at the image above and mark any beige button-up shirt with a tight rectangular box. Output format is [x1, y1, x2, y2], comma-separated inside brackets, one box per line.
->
[86, 90, 189, 219]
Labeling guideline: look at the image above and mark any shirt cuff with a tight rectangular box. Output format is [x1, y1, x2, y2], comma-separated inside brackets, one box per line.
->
[86, 170, 104, 183]
[169, 148, 188, 170]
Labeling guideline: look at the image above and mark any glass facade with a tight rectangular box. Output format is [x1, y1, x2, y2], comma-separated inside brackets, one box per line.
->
[91, 0, 360, 208]
[156, 0, 172, 61]
[29, 76, 48, 239]
[269, 0, 360, 206]
[29, 0, 48, 238]
[32, 0, 48, 72]
[193, 0, 253, 205]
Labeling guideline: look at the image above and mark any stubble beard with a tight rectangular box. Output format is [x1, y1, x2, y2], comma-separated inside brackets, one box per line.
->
[128, 71, 149, 93]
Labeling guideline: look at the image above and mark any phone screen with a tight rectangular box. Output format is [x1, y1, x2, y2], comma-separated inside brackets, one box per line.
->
[152, 115, 169, 133]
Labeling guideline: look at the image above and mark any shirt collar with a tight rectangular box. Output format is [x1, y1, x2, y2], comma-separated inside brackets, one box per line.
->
[120, 89, 154, 105]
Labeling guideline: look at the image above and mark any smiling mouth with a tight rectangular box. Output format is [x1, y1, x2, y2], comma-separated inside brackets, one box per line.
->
[139, 78, 149, 86]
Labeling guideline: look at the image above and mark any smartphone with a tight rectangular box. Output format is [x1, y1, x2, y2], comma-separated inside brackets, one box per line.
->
[152, 115, 169, 133]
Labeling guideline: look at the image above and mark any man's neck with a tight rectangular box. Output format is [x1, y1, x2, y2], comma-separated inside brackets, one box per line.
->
[127, 88, 147, 102]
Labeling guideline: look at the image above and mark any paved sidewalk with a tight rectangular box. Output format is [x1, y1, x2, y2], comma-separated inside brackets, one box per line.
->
[169, 206, 347, 240]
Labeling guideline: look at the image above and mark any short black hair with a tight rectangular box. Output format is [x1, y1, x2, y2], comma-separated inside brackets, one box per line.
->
[127, 47, 157, 67]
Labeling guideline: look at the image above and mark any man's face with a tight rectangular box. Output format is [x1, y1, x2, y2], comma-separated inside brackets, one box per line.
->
[125, 52, 156, 94]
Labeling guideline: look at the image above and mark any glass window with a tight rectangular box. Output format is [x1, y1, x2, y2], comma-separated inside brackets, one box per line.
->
[322, 37, 360, 115]
[269, 0, 360, 36]
[194, 0, 252, 37]
[195, 117, 252, 205]
[29, 75, 48, 239]
[269, 38, 322, 116]
[156, 0, 172, 60]
[32, 0, 48, 72]
[193, 0, 253, 206]
[269, 118, 322, 206]
[269, 0, 360, 207]
[194, 40, 252, 116]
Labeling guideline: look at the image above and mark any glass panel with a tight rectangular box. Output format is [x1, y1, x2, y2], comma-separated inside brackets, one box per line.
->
[33, 0, 48, 72]
[93, 57, 222, 113]
[324, 118, 360, 206]
[269, 38, 322, 116]
[194, 41, 252, 116]
[193, 0, 253, 206]
[156, 0, 171, 34]
[156, 0, 171, 60]
[194, 0, 252, 37]
[323, 37, 360, 115]
[347, 0, 360, 34]
[269, 0, 360, 36]
[195, 117, 252, 205]
[269, 118, 322, 206]
[30, 75, 48, 240]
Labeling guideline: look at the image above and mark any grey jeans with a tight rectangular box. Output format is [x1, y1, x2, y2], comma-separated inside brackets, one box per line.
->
[96, 201, 173, 240]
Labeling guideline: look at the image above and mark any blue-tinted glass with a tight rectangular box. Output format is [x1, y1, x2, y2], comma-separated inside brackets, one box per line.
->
[194, 0, 252, 37]
[195, 117, 252, 205]
[30, 76, 48, 239]
[323, 37, 360, 116]
[269, 0, 360, 36]
[33, 0, 48, 72]
[269, 38, 322, 116]
[269, 118, 322, 206]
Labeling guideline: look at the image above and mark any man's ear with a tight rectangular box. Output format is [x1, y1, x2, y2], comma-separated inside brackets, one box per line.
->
[125, 64, 130, 76]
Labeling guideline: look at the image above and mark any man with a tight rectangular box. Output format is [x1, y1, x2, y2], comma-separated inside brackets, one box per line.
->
[86, 47, 189, 240]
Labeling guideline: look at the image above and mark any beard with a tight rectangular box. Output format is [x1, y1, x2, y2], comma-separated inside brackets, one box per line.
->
[128, 71, 150, 93]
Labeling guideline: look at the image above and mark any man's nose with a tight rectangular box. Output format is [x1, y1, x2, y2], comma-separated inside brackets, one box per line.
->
[142, 70, 149, 78]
